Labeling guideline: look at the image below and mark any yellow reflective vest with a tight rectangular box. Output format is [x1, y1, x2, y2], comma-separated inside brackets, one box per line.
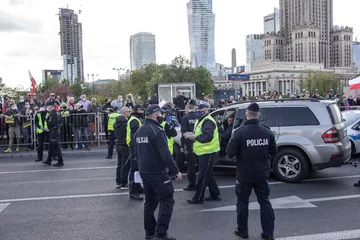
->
[193, 115, 220, 156]
[161, 121, 175, 155]
[108, 113, 120, 131]
[36, 113, 49, 134]
[126, 116, 142, 146]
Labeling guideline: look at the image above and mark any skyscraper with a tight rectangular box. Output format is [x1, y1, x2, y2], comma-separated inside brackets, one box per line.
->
[130, 32, 156, 71]
[279, 0, 333, 67]
[264, 8, 280, 34]
[246, 34, 263, 72]
[59, 8, 84, 84]
[353, 40, 360, 73]
[187, 0, 216, 75]
[231, 48, 237, 73]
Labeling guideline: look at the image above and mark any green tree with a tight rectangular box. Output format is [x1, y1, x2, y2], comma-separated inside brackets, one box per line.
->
[41, 77, 58, 92]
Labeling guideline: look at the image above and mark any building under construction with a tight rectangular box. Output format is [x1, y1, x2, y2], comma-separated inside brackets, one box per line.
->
[59, 8, 84, 84]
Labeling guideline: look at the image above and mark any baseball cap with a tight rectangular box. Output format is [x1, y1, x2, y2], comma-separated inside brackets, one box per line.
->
[247, 102, 259, 112]
[145, 105, 161, 115]
[188, 99, 198, 106]
[133, 104, 144, 112]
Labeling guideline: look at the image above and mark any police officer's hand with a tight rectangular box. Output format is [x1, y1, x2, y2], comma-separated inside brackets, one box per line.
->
[44, 128, 49, 132]
[175, 172, 182, 181]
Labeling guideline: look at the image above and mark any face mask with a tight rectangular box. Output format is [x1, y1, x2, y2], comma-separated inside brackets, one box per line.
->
[11, 106, 17, 110]
[25, 105, 30, 109]
[156, 116, 164, 124]
[40, 108, 45, 112]
[20, 99, 24, 102]
[46, 108, 52, 112]
[63, 106, 67, 109]
[82, 98, 86, 101]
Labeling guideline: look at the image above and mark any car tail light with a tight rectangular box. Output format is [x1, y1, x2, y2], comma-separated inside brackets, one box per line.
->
[322, 128, 339, 143]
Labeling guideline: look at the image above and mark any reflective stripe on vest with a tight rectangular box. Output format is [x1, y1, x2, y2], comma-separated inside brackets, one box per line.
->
[193, 115, 220, 156]
[5, 117, 14, 124]
[108, 113, 120, 131]
[36, 113, 49, 134]
[23, 120, 31, 128]
[126, 116, 142, 146]
[161, 121, 175, 155]
[61, 110, 70, 117]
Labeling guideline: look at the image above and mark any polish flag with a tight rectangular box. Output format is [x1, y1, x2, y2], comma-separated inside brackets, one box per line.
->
[349, 77, 360, 90]
[28, 70, 37, 94]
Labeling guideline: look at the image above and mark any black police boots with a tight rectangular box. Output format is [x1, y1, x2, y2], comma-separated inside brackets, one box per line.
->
[53, 162, 64, 167]
[354, 181, 360, 187]
[261, 232, 275, 240]
[234, 228, 249, 239]
[187, 198, 204, 204]
[130, 194, 143, 201]
[154, 234, 176, 240]
[205, 195, 222, 201]
[35, 158, 42, 162]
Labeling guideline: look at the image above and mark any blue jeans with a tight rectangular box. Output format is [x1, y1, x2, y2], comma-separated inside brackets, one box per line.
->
[77, 127, 89, 148]
[22, 127, 30, 146]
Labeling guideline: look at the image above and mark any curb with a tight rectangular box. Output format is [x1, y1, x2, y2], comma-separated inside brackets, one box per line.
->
[0, 148, 109, 159]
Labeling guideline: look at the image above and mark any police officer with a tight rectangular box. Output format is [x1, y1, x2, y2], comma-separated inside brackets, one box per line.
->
[35, 103, 49, 162]
[42, 101, 64, 167]
[187, 101, 221, 204]
[114, 107, 131, 189]
[159, 107, 177, 156]
[106, 107, 120, 159]
[135, 105, 182, 240]
[180, 99, 198, 191]
[127, 105, 146, 200]
[226, 103, 277, 240]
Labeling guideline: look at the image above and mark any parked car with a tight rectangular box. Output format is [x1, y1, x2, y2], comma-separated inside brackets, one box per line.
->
[174, 99, 351, 183]
[341, 110, 360, 155]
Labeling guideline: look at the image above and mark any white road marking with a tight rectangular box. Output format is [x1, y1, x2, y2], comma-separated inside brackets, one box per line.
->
[0, 203, 10, 212]
[0, 166, 116, 175]
[202, 194, 360, 212]
[277, 229, 360, 240]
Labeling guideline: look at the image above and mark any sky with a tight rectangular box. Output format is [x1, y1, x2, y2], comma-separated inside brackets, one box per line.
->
[1, 0, 360, 89]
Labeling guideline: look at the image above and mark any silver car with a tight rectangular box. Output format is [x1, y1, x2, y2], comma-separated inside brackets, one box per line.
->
[342, 110, 360, 155]
[174, 99, 351, 183]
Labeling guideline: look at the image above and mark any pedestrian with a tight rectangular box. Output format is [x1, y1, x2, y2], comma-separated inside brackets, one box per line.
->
[135, 104, 182, 240]
[127, 105, 145, 200]
[43, 101, 64, 167]
[181, 99, 199, 191]
[187, 101, 221, 204]
[2, 100, 21, 153]
[111, 95, 123, 109]
[105, 107, 120, 159]
[88, 98, 101, 145]
[114, 107, 131, 189]
[35, 104, 49, 161]
[226, 102, 277, 240]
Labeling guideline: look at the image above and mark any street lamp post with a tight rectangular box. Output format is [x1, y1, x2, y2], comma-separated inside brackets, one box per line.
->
[113, 68, 125, 81]
[88, 73, 98, 94]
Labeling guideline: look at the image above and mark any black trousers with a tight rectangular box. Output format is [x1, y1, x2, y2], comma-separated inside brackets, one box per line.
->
[143, 180, 174, 238]
[46, 131, 63, 164]
[116, 145, 130, 185]
[37, 132, 46, 160]
[236, 181, 275, 236]
[129, 146, 143, 194]
[107, 131, 115, 158]
[185, 145, 197, 188]
[193, 152, 220, 201]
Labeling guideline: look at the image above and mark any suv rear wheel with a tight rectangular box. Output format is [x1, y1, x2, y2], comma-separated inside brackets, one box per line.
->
[272, 149, 309, 183]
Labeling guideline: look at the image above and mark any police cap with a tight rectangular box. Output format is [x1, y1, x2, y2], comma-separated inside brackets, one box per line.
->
[188, 99, 198, 106]
[133, 104, 145, 112]
[145, 104, 161, 115]
[45, 101, 54, 106]
[198, 100, 210, 109]
[247, 102, 259, 112]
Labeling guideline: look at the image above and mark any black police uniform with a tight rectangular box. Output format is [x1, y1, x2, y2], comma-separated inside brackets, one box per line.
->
[35, 108, 49, 162]
[135, 105, 179, 240]
[226, 103, 277, 239]
[114, 114, 130, 187]
[43, 102, 64, 167]
[180, 110, 198, 190]
[128, 112, 145, 197]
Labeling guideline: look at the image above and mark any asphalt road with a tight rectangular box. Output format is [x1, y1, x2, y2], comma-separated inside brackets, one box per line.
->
[1, 156, 360, 240]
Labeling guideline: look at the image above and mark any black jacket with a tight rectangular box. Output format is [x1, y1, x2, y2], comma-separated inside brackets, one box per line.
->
[173, 95, 188, 110]
[163, 122, 177, 139]
[114, 115, 128, 146]
[195, 113, 216, 143]
[46, 110, 62, 130]
[135, 118, 179, 183]
[226, 119, 277, 183]
[180, 111, 198, 146]
[221, 123, 233, 146]
[129, 114, 143, 148]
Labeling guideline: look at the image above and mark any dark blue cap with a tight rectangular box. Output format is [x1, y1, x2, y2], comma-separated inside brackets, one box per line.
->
[188, 99, 198, 106]
[133, 104, 144, 112]
[145, 104, 161, 115]
[247, 102, 259, 112]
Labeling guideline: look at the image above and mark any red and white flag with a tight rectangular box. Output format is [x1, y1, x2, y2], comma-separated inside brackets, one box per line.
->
[349, 76, 360, 90]
[28, 70, 37, 94]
